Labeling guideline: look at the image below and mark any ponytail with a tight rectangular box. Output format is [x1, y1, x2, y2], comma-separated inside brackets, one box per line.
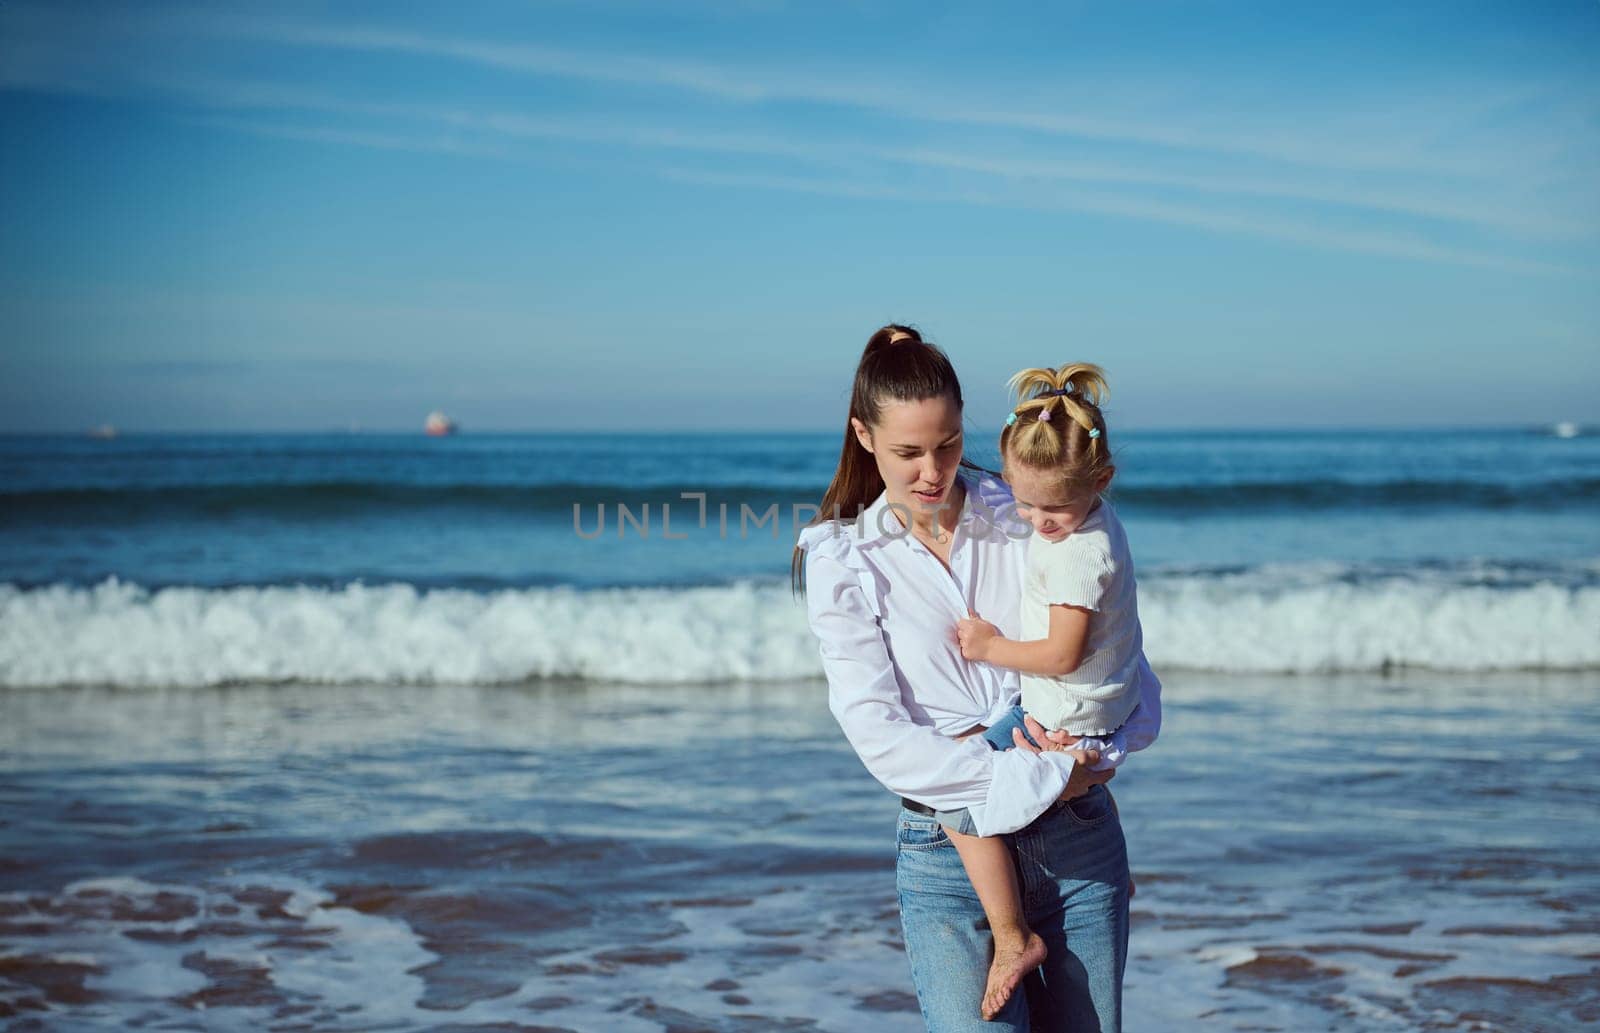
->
[791, 324, 964, 591]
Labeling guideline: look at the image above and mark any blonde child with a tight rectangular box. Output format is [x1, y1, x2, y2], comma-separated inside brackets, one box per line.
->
[943, 363, 1160, 1020]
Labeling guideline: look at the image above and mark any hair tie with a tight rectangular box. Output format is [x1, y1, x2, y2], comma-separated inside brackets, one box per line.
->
[1088, 428, 1101, 439]
[1045, 383, 1073, 397]
[1004, 412, 1018, 427]
[1037, 407, 1052, 422]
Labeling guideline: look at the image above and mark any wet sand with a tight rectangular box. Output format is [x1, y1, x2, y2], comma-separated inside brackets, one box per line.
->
[2, 673, 1597, 1031]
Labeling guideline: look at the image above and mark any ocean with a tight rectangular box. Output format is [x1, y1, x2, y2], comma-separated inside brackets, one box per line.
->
[2, 428, 1598, 1031]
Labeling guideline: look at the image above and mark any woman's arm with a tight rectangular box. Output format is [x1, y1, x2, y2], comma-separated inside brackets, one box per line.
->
[804, 538, 1087, 836]
[956, 605, 1090, 677]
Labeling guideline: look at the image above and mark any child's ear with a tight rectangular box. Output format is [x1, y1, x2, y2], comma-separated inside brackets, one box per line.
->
[1095, 467, 1116, 492]
[850, 417, 875, 454]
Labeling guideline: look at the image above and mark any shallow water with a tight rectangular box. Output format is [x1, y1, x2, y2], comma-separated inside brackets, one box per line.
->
[2, 673, 1597, 1032]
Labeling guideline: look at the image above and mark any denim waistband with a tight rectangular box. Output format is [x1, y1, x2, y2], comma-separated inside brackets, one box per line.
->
[899, 790, 1091, 819]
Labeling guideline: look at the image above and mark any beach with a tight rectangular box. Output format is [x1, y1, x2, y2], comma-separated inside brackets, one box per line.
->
[7, 1, 1599, 1026]
[3, 428, 1598, 1030]
[2, 671, 1598, 1032]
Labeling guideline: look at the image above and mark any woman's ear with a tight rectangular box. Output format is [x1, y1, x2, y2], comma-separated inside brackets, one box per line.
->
[850, 417, 874, 454]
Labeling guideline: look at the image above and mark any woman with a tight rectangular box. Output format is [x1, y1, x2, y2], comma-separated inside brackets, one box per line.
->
[793, 325, 1160, 1032]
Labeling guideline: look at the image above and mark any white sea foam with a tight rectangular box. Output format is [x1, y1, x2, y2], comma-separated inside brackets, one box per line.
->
[2, 567, 1597, 688]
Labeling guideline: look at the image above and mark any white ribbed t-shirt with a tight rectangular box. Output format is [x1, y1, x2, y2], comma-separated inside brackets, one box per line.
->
[1020, 499, 1154, 736]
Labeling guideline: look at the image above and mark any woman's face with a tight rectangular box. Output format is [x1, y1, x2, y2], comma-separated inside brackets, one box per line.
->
[852, 395, 965, 517]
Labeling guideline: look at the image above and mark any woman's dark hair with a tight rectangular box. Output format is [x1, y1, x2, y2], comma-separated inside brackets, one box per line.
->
[791, 324, 965, 590]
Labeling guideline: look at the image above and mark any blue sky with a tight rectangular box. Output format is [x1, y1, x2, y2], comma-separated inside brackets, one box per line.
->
[2, 0, 1597, 432]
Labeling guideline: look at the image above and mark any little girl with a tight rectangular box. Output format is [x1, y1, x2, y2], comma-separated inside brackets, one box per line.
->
[946, 362, 1160, 1020]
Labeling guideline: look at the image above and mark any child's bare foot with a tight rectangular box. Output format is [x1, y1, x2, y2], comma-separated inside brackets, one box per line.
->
[981, 932, 1047, 1020]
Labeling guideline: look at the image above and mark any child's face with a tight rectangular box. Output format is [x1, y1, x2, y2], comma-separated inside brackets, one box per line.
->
[852, 395, 965, 518]
[1005, 462, 1111, 543]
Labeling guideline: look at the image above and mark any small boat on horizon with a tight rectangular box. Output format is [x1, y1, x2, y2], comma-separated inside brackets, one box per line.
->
[425, 411, 458, 436]
[87, 424, 118, 440]
[1551, 421, 1580, 439]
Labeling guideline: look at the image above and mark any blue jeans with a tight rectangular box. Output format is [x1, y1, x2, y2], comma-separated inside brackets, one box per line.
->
[896, 785, 1130, 1031]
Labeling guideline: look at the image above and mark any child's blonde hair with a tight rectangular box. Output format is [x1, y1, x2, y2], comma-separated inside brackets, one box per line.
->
[1000, 363, 1113, 495]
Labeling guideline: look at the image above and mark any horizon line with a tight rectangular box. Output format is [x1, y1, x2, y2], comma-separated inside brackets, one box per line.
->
[1, 421, 1590, 438]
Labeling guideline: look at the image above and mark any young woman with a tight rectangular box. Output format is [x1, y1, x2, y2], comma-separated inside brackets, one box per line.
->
[794, 325, 1160, 1031]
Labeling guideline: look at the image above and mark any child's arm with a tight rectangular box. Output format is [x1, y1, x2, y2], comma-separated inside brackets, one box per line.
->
[957, 605, 1090, 678]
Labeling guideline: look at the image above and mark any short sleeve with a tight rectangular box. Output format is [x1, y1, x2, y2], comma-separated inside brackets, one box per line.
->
[1036, 535, 1115, 612]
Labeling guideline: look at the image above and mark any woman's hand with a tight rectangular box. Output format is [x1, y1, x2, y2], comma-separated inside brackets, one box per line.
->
[1010, 713, 1115, 800]
[956, 611, 1001, 661]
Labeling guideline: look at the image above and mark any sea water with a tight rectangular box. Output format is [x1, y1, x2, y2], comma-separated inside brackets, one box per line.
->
[2, 428, 1597, 1030]
[3, 428, 1597, 686]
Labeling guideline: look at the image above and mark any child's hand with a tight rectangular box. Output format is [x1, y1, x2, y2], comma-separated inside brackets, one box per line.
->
[956, 611, 1001, 661]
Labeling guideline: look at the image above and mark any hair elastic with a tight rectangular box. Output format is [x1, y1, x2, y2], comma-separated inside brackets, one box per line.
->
[1004, 412, 1018, 427]
[1038, 407, 1052, 421]
[1088, 428, 1101, 439]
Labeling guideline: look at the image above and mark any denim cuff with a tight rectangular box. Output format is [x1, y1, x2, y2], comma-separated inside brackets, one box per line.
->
[931, 806, 979, 836]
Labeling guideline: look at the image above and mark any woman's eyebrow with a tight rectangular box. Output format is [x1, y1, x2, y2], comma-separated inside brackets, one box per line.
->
[892, 433, 962, 450]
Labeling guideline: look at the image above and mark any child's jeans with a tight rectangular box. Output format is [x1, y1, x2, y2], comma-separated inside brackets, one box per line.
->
[934, 704, 1118, 836]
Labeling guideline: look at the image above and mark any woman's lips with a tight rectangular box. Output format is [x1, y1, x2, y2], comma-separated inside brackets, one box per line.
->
[912, 485, 945, 503]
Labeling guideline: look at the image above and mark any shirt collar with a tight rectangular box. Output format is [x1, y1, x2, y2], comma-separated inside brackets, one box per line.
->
[858, 468, 1000, 549]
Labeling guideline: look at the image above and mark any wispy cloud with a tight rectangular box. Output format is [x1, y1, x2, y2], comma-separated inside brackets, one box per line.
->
[120, 356, 395, 376]
[659, 167, 1582, 278]
[179, 114, 509, 157]
[886, 148, 1581, 242]
[189, 12, 1591, 183]
[181, 90, 1594, 271]
[4, 2, 1595, 276]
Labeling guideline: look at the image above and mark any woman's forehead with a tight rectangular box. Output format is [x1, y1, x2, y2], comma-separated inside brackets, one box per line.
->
[873, 397, 962, 440]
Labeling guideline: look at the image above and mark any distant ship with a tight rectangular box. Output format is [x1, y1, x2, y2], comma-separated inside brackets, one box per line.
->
[425, 411, 458, 436]
[1551, 421, 1580, 439]
[87, 424, 117, 440]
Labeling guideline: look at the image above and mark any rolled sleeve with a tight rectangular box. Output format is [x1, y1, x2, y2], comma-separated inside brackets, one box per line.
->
[802, 532, 1068, 836]
[1117, 657, 1163, 755]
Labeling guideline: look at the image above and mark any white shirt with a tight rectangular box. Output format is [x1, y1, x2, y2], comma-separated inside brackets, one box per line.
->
[798, 468, 1162, 836]
[1021, 500, 1155, 736]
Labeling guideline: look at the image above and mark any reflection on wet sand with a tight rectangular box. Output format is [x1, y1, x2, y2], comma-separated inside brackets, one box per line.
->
[1, 673, 1597, 1031]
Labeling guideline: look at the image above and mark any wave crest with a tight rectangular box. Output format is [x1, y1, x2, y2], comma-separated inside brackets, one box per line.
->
[2, 568, 1596, 689]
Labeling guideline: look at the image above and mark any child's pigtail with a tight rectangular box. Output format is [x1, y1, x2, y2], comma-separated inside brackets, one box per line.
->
[1001, 362, 1112, 490]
